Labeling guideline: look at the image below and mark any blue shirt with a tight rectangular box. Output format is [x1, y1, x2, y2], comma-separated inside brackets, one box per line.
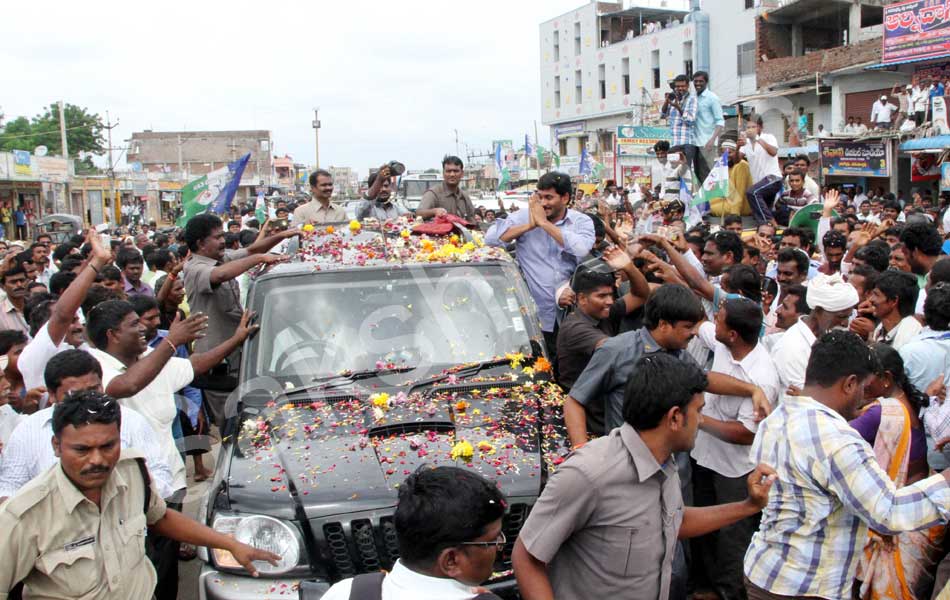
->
[662, 94, 697, 147]
[693, 89, 725, 147]
[13, 211, 25, 226]
[485, 208, 594, 332]
[930, 83, 945, 99]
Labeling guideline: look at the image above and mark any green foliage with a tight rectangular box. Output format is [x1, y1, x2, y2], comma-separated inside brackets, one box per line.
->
[0, 103, 105, 157]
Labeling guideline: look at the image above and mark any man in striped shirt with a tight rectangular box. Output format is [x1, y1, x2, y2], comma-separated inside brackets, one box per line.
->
[744, 331, 950, 599]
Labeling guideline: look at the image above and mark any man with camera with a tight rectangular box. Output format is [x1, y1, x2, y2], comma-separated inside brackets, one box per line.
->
[662, 74, 699, 183]
[357, 163, 408, 222]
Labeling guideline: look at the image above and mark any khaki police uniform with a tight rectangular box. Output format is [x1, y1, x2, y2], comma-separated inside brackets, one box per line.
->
[0, 449, 167, 599]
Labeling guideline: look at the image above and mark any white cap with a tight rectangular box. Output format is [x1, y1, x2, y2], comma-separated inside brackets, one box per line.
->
[880, 95, 887, 101]
[906, 84, 913, 89]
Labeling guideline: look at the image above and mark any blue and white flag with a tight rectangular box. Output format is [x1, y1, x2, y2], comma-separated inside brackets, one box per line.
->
[176, 153, 250, 227]
[579, 146, 592, 176]
[525, 134, 535, 157]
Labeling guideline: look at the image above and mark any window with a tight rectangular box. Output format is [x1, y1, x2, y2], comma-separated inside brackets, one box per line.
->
[575, 70, 583, 104]
[555, 76, 561, 109]
[574, 22, 581, 55]
[683, 42, 693, 79]
[553, 30, 560, 61]
[651, 50, 661, 89]
[737, 41, 755, 77]
[558, 138, 568, 156]
[598, 64, 606, 100]
[861, 4, 883, 28]
[622, 58, 631, 95]
[744, 0, 755, 8]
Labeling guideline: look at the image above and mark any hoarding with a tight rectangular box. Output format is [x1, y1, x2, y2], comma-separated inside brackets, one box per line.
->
[883, 0, 950, 64]
[819, 139, 890, 178]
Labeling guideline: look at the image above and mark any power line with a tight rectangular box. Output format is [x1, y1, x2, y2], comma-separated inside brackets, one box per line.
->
[0, 122, 96, 141]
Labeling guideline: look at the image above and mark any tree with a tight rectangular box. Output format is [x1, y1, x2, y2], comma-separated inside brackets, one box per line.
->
[30, 103, 106, 157]
[0, 116, 36, 152]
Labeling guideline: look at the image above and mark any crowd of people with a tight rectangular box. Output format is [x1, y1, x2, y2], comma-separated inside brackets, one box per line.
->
[1, 147, 950, 600]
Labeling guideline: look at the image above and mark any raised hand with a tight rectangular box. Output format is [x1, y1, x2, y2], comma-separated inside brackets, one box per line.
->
[167, 312, 209, 347]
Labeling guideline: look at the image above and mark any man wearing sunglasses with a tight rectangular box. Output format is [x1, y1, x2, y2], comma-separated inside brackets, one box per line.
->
[322, 466, 507, 600]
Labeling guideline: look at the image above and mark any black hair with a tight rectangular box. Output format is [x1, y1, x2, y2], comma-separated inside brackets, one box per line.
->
[129, 295, 159, 316]
[900, 221, 942, 257]
[883, 225, 905, 239]
[23, 292, 55, 331]
[930, 258, 950, 286]
[822, 230, 847, 250]
[830, 217, 853, 233]
[794, 154, 810, 166]
[804, 330, 878, 388]
[777, 247, 809, 276]
[673, 74, 690, 84]
[585, 212, 606, 240]
[224, 232, 240, 248]
[153, 234, 169, 248]
[924, 282, 950, 330]
[642, 284, 705, 330]
[44, 349, 103, 393]
[393, 466, 505, 566]
[707, 231, 744, 263]
[81, 284, 121, 320]
[0, 263, 27, 285]
[177, 243, 190, 259]
[86, 299, 135, 349]
[184, 213, 223, 252]
[537, 172, 573, 197]
[441, 155, 464, 169]
[140, 244, 157, 260]
[882, 199, 902, 214]
[653, 140, 670, 153]
[115, 248, 143, 269]
[722, 214, 743, 227]
[855, 243, 891, 272]
[52, 242, 77, 263]
[27, 299, 55, 337]
[308, 169, 332, 188]
[870, 343, 928, 411]
[851, 264, 881, 290]
[723, 264, 762, 303]
[872, 270, 919, 317]
[623, 353, 707, 430]
[0, 329, 28, 355]
[744, 245, 761, 260]
[574, 268, 616, 295]
[692, 70, 709, 82]
[762, 276, 778, 298]
[722, 297, 763, 345]
[781, 227, 813, 252]
[238, 229, 258, 247]
[52, 389, 121, 437]
[60, 255, 84, 274]
[147, 249, 175, 272]
[783, 283, 811, 315]
[49, 271, 76, 297]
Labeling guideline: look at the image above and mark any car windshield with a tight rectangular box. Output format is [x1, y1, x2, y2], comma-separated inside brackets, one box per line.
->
[246, 264, 533, 384]
[402, 179, 440, 198]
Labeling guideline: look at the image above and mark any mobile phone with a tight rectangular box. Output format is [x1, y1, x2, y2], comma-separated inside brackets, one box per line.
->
[274, 218, 288, 230]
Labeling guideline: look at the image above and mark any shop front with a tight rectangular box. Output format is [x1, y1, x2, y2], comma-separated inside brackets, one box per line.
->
[614, 125, 670, 190]
[819, 137, 897, 196]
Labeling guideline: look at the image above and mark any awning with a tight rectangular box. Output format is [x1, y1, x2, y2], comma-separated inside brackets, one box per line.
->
[899, 135, 950, 151]
[867, 55, 950, 70]
[731, 86, 817, 105]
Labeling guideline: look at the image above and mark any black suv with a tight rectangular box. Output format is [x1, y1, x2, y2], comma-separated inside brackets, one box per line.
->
[196, 224, 567, 599]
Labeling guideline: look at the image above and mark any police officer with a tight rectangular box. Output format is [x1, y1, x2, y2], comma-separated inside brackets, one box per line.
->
[0, 390, 279, 599]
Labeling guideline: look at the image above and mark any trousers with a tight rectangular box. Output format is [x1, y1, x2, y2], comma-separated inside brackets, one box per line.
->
[746, 176, 783, 224]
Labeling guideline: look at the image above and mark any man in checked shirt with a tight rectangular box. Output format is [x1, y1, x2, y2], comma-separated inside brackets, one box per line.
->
[744, 331, 950, 600]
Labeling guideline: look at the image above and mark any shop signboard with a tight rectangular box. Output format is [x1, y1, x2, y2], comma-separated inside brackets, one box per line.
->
[883, 0, 950, 64]
[13, 150, 31, 176]
[820, 139, 890, 178]
[554, 122, 584, 139]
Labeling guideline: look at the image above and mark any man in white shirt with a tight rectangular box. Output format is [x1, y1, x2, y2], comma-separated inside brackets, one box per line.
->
[321, 467, 508, 600]
[771, 273, 858, 393]
[852, 186, 868, 208]
[85, 299, 257, 496]
[18, 230, 110, 402]
[691, 299, 780, 600]
[842, 116, 858, 134]
[870, 96, 898, 129]
[854, 117, 869, 135]
[650, 140, 676, 195]
[868, 270, 922, 349]
[0, 349, 174, 500]
[912, 80, 929, 125]
[741, 120, 784, 227]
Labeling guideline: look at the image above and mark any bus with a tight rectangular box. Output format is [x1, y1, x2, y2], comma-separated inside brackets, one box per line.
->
[396, 172, 443, 212]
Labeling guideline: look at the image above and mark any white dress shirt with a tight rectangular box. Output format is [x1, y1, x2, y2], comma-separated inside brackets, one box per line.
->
[19, 322, 91, 408]
[89, 347, 194, 493]
[0, 405, 22, 454]
[0, 405, 174, 499]
[771, 317, 816, 392]
[870, 102, 898, 124]
[872, 315, 923, 350]
[321, 560, 486, 600]
[692, 323, 781, 478]
[741, 133, 782, 183]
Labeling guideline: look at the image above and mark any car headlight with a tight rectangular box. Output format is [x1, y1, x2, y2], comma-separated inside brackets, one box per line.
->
[211, 514, 302, 575]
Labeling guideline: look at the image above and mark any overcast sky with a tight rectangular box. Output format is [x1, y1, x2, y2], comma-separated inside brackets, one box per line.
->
[2, 0, 582, 176]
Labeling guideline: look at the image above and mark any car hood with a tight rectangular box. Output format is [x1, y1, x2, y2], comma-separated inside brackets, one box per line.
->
[222, 378, 567, 519]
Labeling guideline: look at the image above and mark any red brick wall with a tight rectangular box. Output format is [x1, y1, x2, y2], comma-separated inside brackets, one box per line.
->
[755, 16, 882, 88]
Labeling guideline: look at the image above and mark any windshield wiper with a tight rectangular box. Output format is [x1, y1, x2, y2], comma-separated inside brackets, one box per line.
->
[409, 357, 524, 391]
[282, 366, 417, 396]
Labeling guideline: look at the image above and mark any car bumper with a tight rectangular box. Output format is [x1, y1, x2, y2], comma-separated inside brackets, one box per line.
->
[198, 565, 329, 600]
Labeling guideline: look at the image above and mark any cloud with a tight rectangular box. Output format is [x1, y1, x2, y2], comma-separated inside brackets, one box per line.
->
[2, 0, 580, 176]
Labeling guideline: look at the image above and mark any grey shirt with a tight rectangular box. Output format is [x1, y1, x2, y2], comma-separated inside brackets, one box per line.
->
[518, 424, 683, 600]
[418, 184, 475, 220]
[355, 199, 407, 222]
[181, 248, 248, 354]
[569, 327, 699, 435]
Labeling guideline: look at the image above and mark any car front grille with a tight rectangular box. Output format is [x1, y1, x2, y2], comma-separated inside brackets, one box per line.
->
[319, 503, 531, 580]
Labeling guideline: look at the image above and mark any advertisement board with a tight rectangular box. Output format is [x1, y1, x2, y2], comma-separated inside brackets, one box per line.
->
[883, 0, 950, 64]
[820, 139, 890, 177]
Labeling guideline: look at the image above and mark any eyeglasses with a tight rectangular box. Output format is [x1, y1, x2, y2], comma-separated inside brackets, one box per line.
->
[459, 531, 506, 551]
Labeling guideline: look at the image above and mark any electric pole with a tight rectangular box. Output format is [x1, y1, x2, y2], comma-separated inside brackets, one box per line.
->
[104, 111, 119, 225]
[312, 108, 321, 169]
[58, 100, 68, 159]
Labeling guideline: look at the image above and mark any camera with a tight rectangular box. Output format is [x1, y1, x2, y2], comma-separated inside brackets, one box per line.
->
[387, 161, 406, 176]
